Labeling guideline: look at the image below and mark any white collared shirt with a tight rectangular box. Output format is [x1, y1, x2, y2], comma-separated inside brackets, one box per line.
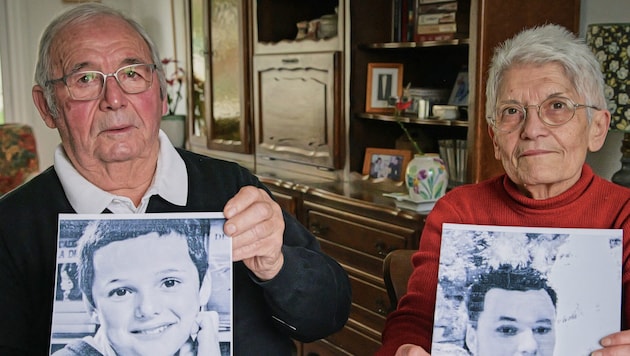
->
[55, 130, 188, 214]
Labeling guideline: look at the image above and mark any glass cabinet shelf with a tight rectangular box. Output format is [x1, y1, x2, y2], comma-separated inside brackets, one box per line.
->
[361, 38, 469, 50]
[357, 112, 469, 127]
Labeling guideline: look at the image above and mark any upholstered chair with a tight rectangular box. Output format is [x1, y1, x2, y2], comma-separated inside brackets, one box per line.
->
[0, 123, 39, 195]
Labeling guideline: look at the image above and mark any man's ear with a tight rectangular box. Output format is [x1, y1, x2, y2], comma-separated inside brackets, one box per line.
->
[465, 324, 478, 356]
[198, 272, 213, 308]
[588, 109, 611, 152]
[32, 85, 57, 129]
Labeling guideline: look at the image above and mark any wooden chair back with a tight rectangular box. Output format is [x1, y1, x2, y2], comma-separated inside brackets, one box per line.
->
[383, 249, 416, 310]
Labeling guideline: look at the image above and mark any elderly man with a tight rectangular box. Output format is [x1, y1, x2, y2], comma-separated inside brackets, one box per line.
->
[0, 3, 351, 355]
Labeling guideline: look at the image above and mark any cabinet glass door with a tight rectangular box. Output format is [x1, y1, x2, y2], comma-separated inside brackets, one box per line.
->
[189, 0, 251, 153]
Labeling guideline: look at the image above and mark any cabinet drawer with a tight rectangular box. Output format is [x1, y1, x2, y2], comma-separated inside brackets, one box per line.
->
[309, 210, 407, 276]
[300, 339, 352, 356]
[324, 324, 382, 356]
[348, 274, 390, 332]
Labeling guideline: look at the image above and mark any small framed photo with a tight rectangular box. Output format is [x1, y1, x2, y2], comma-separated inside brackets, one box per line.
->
[448, 70, 469, 106]
[365, 63, 404, 113]
[362, 147, 412, 181]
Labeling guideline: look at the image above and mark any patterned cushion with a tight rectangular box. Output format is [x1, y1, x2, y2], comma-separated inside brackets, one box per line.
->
[0, 124, 39, 195]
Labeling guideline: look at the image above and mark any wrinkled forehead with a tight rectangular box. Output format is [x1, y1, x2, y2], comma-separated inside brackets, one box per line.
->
[50, 15, 151, 71]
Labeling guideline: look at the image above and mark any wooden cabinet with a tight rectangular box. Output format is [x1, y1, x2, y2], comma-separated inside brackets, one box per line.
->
[349, 0, 581, 183]
[262, 178, 425, 355]
[187, 0, 252, 157]
[253, 52, 344, 170]
[301, 191, 423, 355]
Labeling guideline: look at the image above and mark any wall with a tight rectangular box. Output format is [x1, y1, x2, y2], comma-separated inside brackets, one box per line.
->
[580, 0, 630, 180]
[1, 0, 628, 180]
[0, 0, 186, 170]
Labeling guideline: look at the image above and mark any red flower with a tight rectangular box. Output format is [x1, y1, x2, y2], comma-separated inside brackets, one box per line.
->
[396, 100, 412, 111]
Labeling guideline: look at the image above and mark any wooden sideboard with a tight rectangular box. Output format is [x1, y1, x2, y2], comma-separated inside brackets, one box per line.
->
[259, 176, 426, 355]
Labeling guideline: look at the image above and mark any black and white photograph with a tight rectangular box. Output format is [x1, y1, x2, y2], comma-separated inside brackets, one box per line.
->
[365, 63, 404, 113]
[432, 223, 622, 356]
[50, 213, 232, 356]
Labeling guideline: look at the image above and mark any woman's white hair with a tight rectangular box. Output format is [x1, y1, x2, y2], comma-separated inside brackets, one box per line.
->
[485, 24, 606, 127]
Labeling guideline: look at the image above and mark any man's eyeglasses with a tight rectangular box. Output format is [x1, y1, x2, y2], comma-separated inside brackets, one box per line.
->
[490, 96, 600, 133]
[46, 63, 157, 101]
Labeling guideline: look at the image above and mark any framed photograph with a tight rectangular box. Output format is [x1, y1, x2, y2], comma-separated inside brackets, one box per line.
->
[365, 63, 404, 113]
[448, 70, 469, 106]
[362, 147, 412, 181]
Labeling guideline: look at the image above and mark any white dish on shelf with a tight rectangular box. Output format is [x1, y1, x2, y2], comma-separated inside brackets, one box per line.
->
[382, 192, 437, 212]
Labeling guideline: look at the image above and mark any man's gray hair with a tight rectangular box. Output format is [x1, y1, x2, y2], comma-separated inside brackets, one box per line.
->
[33, 3, 167, 117]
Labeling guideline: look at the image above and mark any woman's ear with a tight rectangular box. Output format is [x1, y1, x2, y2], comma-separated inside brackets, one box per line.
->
[32, 85, 57, 129]
[487, 124, 501, 160]
[588, 109, 612, 152]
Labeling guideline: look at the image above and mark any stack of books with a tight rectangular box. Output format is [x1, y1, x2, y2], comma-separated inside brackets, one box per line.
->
[438, 139, 467, 187]
[414, 0, 470, 42]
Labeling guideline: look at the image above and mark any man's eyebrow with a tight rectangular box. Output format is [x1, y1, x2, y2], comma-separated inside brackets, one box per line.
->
[121, 58, 149, 65]
[497, 316, 554, 324]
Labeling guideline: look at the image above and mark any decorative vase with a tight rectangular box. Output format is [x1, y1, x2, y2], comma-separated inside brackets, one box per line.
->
[161, 114, 186, 148]
[405, 153, 448, 202]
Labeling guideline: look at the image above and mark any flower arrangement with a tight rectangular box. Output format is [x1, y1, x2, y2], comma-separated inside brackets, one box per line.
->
[161, 58, 186, 115]
[388, 84, 423, 155]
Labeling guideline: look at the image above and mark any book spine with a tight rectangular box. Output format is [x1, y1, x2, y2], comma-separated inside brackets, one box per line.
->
[415, 33, 456, 42]
[417, 12, 456, 25]
[416, 23, 458, 34]
[392, 0, 402, 42]
[418, 0, 456, 4]
[406, 0, 416, 41]
[417, 1, 459, 13]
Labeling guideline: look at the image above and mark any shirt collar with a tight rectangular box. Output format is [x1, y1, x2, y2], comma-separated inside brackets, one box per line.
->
[55, 130, 188, 214]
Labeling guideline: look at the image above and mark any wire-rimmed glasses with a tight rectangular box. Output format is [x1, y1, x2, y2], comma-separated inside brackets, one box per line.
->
[489, 96, 600, 133]
[46, 63, 157, 101]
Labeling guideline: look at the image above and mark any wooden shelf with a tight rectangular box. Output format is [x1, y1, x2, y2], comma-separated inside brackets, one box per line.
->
[361, 38, 470, 50]
[357, 112, 469, 127]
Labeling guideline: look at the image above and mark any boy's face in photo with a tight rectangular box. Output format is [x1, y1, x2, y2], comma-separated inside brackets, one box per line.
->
[467, 288, 556, 356]
[89, 231, 202, 356]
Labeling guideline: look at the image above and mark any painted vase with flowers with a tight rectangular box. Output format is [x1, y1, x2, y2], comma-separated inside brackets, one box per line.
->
[389, 88, 448, 202]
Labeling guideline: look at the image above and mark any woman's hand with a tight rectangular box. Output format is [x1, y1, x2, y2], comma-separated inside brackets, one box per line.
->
[395, 344, 430, 356]
[591, 330, 630, 356]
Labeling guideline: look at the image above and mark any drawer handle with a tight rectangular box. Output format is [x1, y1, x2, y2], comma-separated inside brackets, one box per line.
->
[376, 298, 388, 316]
[310, 222, 329, 236]
[281, 58, 299, 64]
[375, 241, 389, 257]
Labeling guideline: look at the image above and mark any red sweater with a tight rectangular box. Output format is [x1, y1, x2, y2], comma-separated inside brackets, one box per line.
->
[377, 165, 630, 355]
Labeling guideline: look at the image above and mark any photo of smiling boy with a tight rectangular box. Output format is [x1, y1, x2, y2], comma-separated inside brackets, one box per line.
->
[50, 214, 230, 356]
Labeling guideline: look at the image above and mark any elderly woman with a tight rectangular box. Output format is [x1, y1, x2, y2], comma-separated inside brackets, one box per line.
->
[376, 24, 630, 356]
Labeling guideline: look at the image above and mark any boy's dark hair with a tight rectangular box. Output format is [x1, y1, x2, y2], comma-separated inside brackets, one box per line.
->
[77, 218, 209, 308]
[467, 264, 557, 329]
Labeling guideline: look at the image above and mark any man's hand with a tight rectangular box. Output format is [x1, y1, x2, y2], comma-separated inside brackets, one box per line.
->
[223, 186, 285, 281]
[591, 330, 630, 356]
